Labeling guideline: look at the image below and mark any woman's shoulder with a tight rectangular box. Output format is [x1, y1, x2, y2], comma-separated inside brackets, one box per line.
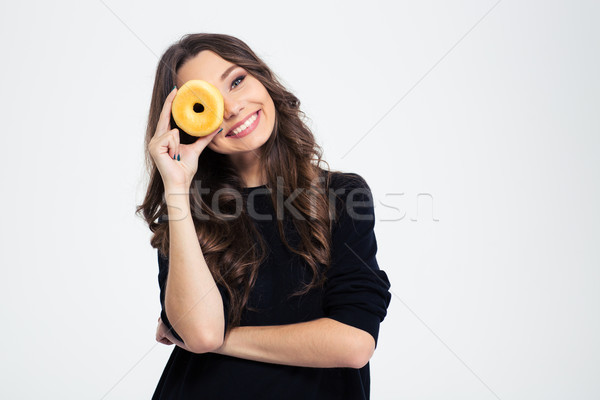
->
[319, 168, 375, 221]
[318, 168, 376, 233]
[320, 167, 372, 194]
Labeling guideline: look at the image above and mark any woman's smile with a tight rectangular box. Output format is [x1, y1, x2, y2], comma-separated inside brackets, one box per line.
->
[226, 110, 261, 138]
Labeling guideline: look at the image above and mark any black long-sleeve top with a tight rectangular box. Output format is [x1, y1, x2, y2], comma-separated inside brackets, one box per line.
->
[152, 171, 392, 400]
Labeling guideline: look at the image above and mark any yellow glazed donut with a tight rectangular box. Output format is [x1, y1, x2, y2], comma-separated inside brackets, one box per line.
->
[171, 80, 224, 137]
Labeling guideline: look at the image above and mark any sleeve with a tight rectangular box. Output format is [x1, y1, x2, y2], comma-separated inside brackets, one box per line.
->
[322, 173, 392, 349]
[157, 250, 231, 343]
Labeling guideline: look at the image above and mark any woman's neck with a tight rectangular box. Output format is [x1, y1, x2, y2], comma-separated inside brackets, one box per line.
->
[229, 152, 266, 188]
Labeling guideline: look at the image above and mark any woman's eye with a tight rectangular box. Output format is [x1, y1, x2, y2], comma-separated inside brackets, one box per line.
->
[231, 75, 246, 89]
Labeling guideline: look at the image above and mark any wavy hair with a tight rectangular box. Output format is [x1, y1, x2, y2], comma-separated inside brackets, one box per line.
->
[135, 33, 348, 333]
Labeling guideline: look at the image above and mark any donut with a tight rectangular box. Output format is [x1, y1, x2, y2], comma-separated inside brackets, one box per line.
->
[171, 80, 224, 137]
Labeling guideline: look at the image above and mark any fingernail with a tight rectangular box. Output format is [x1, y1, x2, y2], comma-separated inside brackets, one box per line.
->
[217, 128, 223, 134]
[177, 154, 180, 161]
[172, 85, 177, 91]
[173, 154, 176, 160]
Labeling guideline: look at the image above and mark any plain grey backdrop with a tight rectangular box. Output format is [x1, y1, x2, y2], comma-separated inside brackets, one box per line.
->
[1, 0, 598, 398]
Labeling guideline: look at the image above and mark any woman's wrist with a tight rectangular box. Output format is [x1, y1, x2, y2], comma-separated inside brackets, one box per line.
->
[164, 185, 191, 222]
[164, 183, 190, 197]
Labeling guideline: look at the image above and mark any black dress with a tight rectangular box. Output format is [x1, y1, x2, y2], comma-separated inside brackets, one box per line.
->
[152, 171, 392, 400]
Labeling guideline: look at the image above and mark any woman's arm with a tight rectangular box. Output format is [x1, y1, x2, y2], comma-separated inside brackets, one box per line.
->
[212, 317, 375, 369]
[163, 186, 225, 353]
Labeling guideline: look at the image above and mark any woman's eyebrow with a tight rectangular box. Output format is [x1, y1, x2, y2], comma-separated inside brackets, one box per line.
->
[221, 65, 239, 81]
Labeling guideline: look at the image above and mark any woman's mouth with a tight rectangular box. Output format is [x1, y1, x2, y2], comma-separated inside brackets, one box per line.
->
[226, 110, 260, 139]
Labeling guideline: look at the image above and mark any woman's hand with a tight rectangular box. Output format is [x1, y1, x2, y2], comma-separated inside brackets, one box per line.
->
[148, 87, 223, 191]
[155, 317, 174, 345]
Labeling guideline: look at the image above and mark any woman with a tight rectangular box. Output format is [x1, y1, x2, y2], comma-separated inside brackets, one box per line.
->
[136, 33, 392, 400]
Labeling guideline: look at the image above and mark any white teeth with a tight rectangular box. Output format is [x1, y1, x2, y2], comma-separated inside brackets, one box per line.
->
[230, 112, 258, 136]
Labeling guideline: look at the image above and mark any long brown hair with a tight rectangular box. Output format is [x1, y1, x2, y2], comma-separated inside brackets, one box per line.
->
[136, 33, 344, 333]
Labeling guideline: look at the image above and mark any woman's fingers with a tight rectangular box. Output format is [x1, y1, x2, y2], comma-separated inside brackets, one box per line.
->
[172, 128, 180, 160]
[158, 337, 174, 345]
[156, 332, 173, 345]
[189, 127, 223, 155]
[158, 128, 179, 161]
[156, 318, 174, 345]
[154, 87, 178, 137]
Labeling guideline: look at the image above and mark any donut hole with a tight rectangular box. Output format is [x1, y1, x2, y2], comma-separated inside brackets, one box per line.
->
[193, 103, 205, 113]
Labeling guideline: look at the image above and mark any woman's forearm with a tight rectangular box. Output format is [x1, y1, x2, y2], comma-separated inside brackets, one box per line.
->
[164, 186, 225, 353]
[213, 317, 375, 369]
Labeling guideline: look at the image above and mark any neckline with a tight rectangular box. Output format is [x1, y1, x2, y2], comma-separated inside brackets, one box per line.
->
[241, 184, 268, 192]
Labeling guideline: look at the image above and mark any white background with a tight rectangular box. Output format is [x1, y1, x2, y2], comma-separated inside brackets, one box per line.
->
[1, 0, 598, 399]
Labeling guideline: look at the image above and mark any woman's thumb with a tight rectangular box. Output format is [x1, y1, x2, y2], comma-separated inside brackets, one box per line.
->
[190, 128, 223, 153]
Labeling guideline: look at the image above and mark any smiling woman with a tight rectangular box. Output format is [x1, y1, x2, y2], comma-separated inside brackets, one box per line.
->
[135, 33, 392, 400]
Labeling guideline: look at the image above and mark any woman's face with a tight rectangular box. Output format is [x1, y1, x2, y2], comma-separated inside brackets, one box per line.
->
[175, 50, 276, 155]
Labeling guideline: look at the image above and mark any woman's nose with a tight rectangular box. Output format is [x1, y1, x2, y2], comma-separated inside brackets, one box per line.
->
[223, 97, 243, 120]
